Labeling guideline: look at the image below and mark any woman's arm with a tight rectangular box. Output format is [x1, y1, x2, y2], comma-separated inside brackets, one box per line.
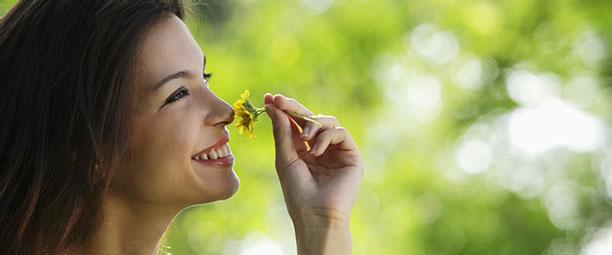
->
[293, 212, 352, 255]
[263, 93, 364, 255]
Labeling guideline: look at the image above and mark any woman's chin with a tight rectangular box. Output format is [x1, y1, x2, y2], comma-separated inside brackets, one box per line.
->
[215, 172, 240, 201]
[189, 167, 240, 204]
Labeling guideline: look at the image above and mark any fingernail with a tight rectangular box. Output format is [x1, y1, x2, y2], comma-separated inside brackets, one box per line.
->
[264, 93, 273, 104]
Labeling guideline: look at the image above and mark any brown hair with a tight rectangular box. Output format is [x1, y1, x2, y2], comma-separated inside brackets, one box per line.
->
[0, 0, 185, 253]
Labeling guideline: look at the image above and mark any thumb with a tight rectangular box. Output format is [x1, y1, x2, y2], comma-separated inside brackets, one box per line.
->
[265, 103, 299, 164]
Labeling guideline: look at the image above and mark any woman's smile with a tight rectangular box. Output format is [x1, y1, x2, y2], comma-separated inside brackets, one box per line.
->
[0, 1, 363, 253]
[191, 135, 234, 167]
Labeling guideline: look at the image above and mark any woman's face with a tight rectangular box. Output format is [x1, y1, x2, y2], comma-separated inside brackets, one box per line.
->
[112, 15, 238, 207]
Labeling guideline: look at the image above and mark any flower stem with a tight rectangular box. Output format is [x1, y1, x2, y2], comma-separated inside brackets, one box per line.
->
[286, 112, 322, 128]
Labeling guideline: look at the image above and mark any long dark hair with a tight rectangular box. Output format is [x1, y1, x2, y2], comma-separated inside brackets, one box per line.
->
[0, 0, 185, 253]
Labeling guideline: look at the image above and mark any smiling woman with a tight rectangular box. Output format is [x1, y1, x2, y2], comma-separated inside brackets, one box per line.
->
[0, 1, 189, 253]
[1, 0, 364, 254]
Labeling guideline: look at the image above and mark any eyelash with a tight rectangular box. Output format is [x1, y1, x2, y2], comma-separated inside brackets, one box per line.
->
[164, 72, 213, 105]
[204, 72, 212, 80]
[165, 87, 189, 104]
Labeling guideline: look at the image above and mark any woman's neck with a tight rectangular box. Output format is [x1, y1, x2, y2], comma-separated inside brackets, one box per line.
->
[78, 195, 180, 255]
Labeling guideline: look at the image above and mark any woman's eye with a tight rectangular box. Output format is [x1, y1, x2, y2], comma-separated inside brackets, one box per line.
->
[165, 87, 190, 104]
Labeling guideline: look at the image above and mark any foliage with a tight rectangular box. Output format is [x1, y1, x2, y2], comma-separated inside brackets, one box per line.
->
[2, 0, 611, 254]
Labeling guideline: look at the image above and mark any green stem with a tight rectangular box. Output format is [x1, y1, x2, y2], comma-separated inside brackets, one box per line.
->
[254, 108, 266, 115]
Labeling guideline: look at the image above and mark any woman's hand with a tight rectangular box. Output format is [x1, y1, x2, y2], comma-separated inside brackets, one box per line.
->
[263, 93, 364, 254]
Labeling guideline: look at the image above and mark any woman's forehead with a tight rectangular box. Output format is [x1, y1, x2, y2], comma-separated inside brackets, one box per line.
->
[137, 15, 204, 90]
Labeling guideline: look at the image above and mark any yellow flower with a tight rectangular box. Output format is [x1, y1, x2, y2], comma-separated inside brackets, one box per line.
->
[232, 90, 322, 139]
[233, 90, 265, 138]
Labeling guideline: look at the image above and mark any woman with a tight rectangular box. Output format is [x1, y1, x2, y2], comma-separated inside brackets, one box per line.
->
[0, 0, 364, 254]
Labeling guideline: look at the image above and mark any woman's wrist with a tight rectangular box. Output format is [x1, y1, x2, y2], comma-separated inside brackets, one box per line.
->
[292, 209, 352, 255]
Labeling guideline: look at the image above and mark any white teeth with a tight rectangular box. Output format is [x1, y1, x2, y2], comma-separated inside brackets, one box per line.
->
[216, 148, 226, 158]
[194, 143, 232, 161]
[209, 150, 218, 160]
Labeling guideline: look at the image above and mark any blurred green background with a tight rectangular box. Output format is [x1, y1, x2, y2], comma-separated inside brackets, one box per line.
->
[2, 0, 612, 254]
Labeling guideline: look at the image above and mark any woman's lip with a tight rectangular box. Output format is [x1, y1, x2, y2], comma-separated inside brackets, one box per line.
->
[192, 154, 234, 166]
[193, 135, 229, 157]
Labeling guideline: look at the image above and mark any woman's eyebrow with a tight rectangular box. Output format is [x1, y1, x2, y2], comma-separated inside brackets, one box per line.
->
[152, 70, 193, 91]
[152, 56, 207, 91]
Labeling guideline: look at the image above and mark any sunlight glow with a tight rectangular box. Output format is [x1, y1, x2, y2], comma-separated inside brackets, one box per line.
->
[240, 235, 283, 255]
[600, 136, 612, 197]
[453, 57, 484, 90]
[575, 31, 607, 66]
[506, 69, 560, 105]
[543, 183, 579, 229]
[300, 0, 332, 15]
[455, 138, 493, 174]
[581, 226, 612, 255]
[409, 23, 460, 64]
[566, 75, 600, 108]
[377, 62, 444, 124]
[508, 99, 603, 154]
[498, 165, 546, 199]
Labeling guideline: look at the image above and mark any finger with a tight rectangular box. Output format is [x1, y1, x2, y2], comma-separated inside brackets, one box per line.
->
[265, 93, 312, 149]
[301, 115, 339, 141]
[288, 115, 311, 152]
[271, 94, 339, 141]
[265, 103, 299, 165]
[272, 94, 314, 117]
[271, 94, 323, 138]
[310, 127, 358, 157]
[263, 93, 274, 105]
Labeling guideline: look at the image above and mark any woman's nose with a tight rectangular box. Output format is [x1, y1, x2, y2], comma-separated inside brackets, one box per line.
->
[204, 94, 235, 127]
